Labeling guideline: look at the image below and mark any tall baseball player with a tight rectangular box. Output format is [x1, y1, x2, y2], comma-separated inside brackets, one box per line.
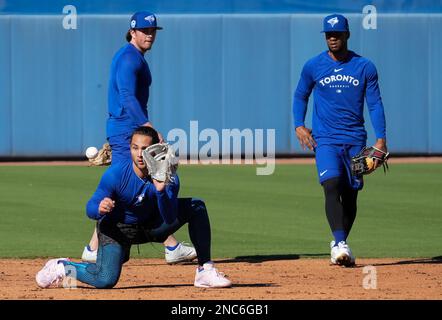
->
[36, 126, 232, 289]
[292, 14, 387, 266]
[82, 11, 197, 264]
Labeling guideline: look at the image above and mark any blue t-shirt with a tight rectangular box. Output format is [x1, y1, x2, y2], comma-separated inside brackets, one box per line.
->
[86, 158, 179, 225]
[107, 43, 152, 138]
[293, 50, 386, 145]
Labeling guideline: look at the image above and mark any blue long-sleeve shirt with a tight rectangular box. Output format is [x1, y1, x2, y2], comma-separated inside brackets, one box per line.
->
[86, 158, 179, 225]
[107, 43, 151, 138]
[293, 51, 386, 146]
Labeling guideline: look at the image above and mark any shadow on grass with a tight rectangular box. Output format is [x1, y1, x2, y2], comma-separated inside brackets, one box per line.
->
[215, 253, 328, 264]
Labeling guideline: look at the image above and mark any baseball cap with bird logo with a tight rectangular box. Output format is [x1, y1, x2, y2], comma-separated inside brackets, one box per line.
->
[321, 14, 349, 33]
[130, 11, 163, 30]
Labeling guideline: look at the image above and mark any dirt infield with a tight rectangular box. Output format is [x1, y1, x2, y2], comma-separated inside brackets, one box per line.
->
[1, 257, 440, 300]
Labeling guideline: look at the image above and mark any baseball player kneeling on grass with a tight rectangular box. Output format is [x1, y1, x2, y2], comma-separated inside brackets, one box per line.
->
[293, 14, 388, 267]
[82, 11, 196, 265]
[36, 126, 232, 289]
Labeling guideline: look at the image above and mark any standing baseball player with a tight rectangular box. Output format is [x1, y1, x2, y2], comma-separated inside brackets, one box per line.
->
[82, 11, 197, 264]
[292, 14, 387, 266]
[36, 126, 232, 289]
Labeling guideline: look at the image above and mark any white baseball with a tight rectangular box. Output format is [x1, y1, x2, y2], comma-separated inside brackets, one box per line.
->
[85, 146, 99, 159]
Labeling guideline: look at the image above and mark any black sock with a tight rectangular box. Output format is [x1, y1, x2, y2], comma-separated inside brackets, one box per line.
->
[323, 177, 345, 233]
[342, 185, 358, 235]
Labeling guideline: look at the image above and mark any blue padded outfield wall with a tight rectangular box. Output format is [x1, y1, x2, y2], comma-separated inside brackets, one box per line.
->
[1, 0, 441, 14]
[0, 1, 441, 156]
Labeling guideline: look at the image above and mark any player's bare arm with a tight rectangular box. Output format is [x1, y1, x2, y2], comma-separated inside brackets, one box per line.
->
[295, 126, 317, 151]
[374, 138, 387, 152]
[373, 138, 388, 168]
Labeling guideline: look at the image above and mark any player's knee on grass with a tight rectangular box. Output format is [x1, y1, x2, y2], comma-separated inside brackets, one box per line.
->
[189, 198, 209, 220]
[182, 198, 211, 232]
[148, 219, 181, 243]
[185, 198, 211, 264]
[188, 198, 209, 221]
[149, 199, 210, 242]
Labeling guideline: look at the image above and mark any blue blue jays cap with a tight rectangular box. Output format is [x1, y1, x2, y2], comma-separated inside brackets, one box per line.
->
[321, 14, 349, 33]
[130, 11, 163, 30]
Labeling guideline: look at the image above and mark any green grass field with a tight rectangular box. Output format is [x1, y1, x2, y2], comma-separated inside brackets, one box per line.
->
[0, 163, 441, 259]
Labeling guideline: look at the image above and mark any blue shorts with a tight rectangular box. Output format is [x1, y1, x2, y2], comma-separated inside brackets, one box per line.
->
[108, 133, 132, 165]
[314, 144, 365, 190]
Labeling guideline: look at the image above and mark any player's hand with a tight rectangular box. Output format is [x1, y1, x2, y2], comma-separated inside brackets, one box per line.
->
[99, 197, 115, 215]
[152, 179, 166, 192]
[373, 138, 388, 168]
[295, 126, 317, 151]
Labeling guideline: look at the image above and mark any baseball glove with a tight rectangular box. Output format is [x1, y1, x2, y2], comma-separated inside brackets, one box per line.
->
[351, 146, 390, 176]
[142, 143, 179, 184]
[88, 142, 112, 166]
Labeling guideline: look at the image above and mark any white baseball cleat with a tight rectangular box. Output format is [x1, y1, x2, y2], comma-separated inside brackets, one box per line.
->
[331, 241, 356, 267]
[36, 258, 69, 288]
[194, 262, 232, 288]
[330, 240, 339, 265]
[81, 245, 98, 263]
[81, 246, 98, 263]
[165, 242, 197, 264]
